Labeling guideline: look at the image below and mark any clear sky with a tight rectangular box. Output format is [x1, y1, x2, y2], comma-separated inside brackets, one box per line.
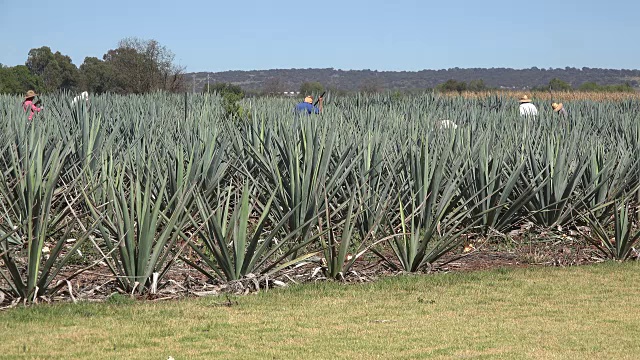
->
[1, 0, 638, 72]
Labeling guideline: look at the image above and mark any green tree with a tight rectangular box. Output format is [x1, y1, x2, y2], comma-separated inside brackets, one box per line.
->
[468, 79, 487, 92]
[119, 38, 184, 92]
[0, 65, 10, 93]
[204, 82, 245, 119]
[299, 81, 324, 96]
[437, 79, 467, 93]
[0, 65, 43, 94]
[26, 46, 80, 92]
[103, 47, 148, 93]
[102, 38, 185, 94]
[577, 82, 599, 92]
[609, 83, 636, 92]
[578, 81, 636, 93]
[25, 46, 54, 76]
[204, 82, 244, 97]
[79, 57, 113, 94]
[51, 52, 80, 91]
[548, 78, 572, 91]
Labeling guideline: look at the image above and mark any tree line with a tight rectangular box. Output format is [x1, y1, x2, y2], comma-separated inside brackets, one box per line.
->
[0, 38, 185, 95]
[531, 78, 636, 93]
[434, 78, 635, 93]
[250, 77, 635, 97]
[3, 41, 637, 97]
[194, 67, 640, 93]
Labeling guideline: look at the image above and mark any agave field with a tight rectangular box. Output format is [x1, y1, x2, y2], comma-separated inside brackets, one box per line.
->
[1, 92, 640, 305]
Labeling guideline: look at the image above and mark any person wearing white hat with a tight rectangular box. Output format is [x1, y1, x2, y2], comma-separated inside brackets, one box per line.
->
[518, 95, 538, 116]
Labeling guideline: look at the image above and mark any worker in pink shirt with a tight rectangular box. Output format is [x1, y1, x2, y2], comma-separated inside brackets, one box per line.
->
[22, 90, 43, 121]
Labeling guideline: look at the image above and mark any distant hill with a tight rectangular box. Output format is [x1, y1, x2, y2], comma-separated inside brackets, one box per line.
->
[186, 67, 640, 93]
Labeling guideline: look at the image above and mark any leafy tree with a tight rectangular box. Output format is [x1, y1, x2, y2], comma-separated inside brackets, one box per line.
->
[0, 65, 43, 94]
[578, 81, 636, 93]
[204, 82, 245, 119]
[25, 46, 54, 76]
[103, 47, 148, 93]
[0, 65, 10, 93]
[299, 81, 324, 96]
[51, 51, 80, 91]
[609, 83, 636, 92]
[468, 79, 487, 92]
[26, 46, 80, 92]
[41, 60, 62, 92]
[204, 82, 244, 97]
[548, 78, 572, 91]
[437, 79, 467, 93]
[120, 38, 185, 92]
[102, 38, 185, 94]
[79, 57, 113, 94]
[390, 90, 407, 102]
[577, 82, 599, 92]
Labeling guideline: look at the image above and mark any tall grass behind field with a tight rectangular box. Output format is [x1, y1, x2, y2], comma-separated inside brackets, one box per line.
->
[445, 90, 640, 102]
[1, 91, 640, 303]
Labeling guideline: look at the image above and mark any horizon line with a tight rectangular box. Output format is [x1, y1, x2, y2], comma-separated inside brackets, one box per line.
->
[186, 66, 640, 74]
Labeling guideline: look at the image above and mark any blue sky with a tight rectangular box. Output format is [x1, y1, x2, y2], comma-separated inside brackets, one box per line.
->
[1, 0, 638, 72]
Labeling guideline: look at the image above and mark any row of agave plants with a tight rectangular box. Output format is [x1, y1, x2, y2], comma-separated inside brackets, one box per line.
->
[1, 92, 639, 304]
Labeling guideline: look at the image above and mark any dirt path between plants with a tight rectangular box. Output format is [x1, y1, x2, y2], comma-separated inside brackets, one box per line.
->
[0, 237, 607, 307]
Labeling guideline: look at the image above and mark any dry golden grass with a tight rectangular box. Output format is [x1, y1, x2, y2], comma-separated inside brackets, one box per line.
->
[1, 262, 639, 359]
[446, 90, 640, 102]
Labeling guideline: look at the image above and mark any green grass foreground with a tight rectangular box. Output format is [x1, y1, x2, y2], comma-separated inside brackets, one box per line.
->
[2, 262, 639, 359]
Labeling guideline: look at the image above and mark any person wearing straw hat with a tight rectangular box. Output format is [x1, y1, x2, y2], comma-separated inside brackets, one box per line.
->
[518, 95, 538, 116]
[552, 102, 568, 117]
[294, 95, 323, 115]
[22, 90, 43, 121]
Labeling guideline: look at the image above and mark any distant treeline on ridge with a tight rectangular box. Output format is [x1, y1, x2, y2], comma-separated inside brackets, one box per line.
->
[190, 67, 640, 93]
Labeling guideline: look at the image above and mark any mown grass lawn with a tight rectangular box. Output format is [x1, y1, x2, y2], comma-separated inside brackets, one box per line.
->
[1, 262, 639, 359]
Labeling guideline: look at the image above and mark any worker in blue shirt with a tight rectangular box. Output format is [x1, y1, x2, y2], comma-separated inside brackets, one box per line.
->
[294, 96, 323, 114]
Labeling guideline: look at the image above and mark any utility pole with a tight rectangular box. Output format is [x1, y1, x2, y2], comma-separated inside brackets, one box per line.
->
[192, 74, 196, 93]
[207, 73, 210, 92]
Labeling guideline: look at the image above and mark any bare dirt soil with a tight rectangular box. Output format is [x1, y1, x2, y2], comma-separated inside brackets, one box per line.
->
[0, 232, 619, 307]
